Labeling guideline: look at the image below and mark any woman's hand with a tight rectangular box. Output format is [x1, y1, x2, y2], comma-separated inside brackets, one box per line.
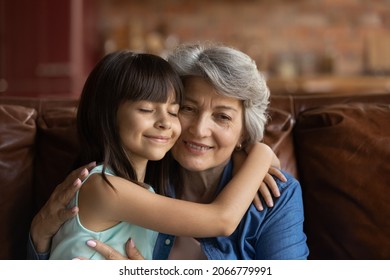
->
[30, 162, 96, 253]
[74, 239, 145, 260]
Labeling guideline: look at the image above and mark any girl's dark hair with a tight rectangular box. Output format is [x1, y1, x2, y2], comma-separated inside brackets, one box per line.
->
[76, 50, 183, 193]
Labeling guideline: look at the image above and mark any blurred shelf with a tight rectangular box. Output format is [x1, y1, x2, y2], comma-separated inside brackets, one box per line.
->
[267, 75, 390, 95]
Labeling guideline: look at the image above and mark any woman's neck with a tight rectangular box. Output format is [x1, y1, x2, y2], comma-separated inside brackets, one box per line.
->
[178, 161, 229, 203]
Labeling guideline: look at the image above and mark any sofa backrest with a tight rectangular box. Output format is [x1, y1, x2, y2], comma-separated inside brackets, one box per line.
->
[294, 101, 390, 259]
[0, 104, 36, 260]
[1, 93, 389, 259]
[0, 98, 78, 259]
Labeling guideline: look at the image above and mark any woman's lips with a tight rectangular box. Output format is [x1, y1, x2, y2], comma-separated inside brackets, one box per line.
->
[184, 141, 212, 154]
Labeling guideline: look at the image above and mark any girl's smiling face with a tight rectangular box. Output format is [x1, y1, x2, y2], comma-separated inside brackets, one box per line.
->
[117, 91, 181, 166]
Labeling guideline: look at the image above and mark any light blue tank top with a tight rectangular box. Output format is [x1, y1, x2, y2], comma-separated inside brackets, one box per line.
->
[49, 165, 158, 260]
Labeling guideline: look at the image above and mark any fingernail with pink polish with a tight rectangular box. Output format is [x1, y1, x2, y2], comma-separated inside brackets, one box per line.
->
[130, 238, 135, 248]
[87, 240, 97, 248]
[73, 178, 81, 187]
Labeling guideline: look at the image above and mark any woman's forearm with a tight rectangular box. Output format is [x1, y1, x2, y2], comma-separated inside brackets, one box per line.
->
[30, 212, 54, 253]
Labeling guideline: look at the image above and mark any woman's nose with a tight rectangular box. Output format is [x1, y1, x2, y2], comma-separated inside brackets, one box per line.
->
[189, 115, 211, 137]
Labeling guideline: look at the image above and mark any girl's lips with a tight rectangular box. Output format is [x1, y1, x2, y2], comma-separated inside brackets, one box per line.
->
[145, 135, 171, 143]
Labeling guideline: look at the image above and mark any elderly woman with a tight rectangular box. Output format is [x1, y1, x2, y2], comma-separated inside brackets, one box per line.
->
[28, 43, 309, 260]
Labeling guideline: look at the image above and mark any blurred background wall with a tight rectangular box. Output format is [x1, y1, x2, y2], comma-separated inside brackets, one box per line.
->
[1, 0, 390, 97]
[99, 0, 390, 77]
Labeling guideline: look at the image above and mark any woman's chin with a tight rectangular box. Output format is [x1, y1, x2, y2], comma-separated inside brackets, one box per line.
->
[174, 158, 206, 172]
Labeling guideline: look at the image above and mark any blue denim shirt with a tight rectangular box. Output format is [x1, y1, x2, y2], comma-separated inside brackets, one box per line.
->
[27, 160, 309, 260]
[153, 160, 309, 260]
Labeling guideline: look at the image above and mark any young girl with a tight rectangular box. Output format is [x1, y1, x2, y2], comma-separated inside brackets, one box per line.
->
[49, 50, 274, 260]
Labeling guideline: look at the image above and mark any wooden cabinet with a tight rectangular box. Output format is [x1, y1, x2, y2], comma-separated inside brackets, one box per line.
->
[0, 0, 100, 97]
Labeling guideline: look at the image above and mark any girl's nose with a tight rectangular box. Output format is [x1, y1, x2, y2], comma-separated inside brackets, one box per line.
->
[155, 117, 171, 130]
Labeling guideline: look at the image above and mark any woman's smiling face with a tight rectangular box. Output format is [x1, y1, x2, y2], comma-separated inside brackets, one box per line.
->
[172, 77, 245, 171]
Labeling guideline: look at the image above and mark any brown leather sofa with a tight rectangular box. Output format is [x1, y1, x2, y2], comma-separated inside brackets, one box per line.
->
[1, 92, 389, 260]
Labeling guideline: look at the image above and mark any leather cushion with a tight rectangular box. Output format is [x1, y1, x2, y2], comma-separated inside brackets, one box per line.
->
[0, 105, 36, 259]
[33, 107, 80, 212]
[294, 103, 390, 259]
[264, 107, 297, 178]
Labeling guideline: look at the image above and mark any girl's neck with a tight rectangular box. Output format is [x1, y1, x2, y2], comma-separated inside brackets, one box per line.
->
[178, 161, 228, 203]
[131, 159, 148, 183]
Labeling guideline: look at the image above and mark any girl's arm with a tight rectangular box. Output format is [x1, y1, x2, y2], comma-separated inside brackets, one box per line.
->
[80, 143, 273, 238]
[232, 148, 286, 211]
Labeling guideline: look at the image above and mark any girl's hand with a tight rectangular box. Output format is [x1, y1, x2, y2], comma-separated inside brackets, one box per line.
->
[253, 166, 287, 211]
[233, 145, 287, 211]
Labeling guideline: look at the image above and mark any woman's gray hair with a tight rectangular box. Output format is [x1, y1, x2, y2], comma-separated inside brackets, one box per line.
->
[167, 42, 270, 145]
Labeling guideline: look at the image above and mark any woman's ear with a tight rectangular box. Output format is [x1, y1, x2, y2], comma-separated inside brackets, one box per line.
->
[237, 131, 249, 150]
[235, 143, 243, 151]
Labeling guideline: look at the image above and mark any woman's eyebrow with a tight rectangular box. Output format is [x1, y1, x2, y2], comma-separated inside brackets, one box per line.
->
[214, 105, 238, 112]
[184, 98, 238, 112]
